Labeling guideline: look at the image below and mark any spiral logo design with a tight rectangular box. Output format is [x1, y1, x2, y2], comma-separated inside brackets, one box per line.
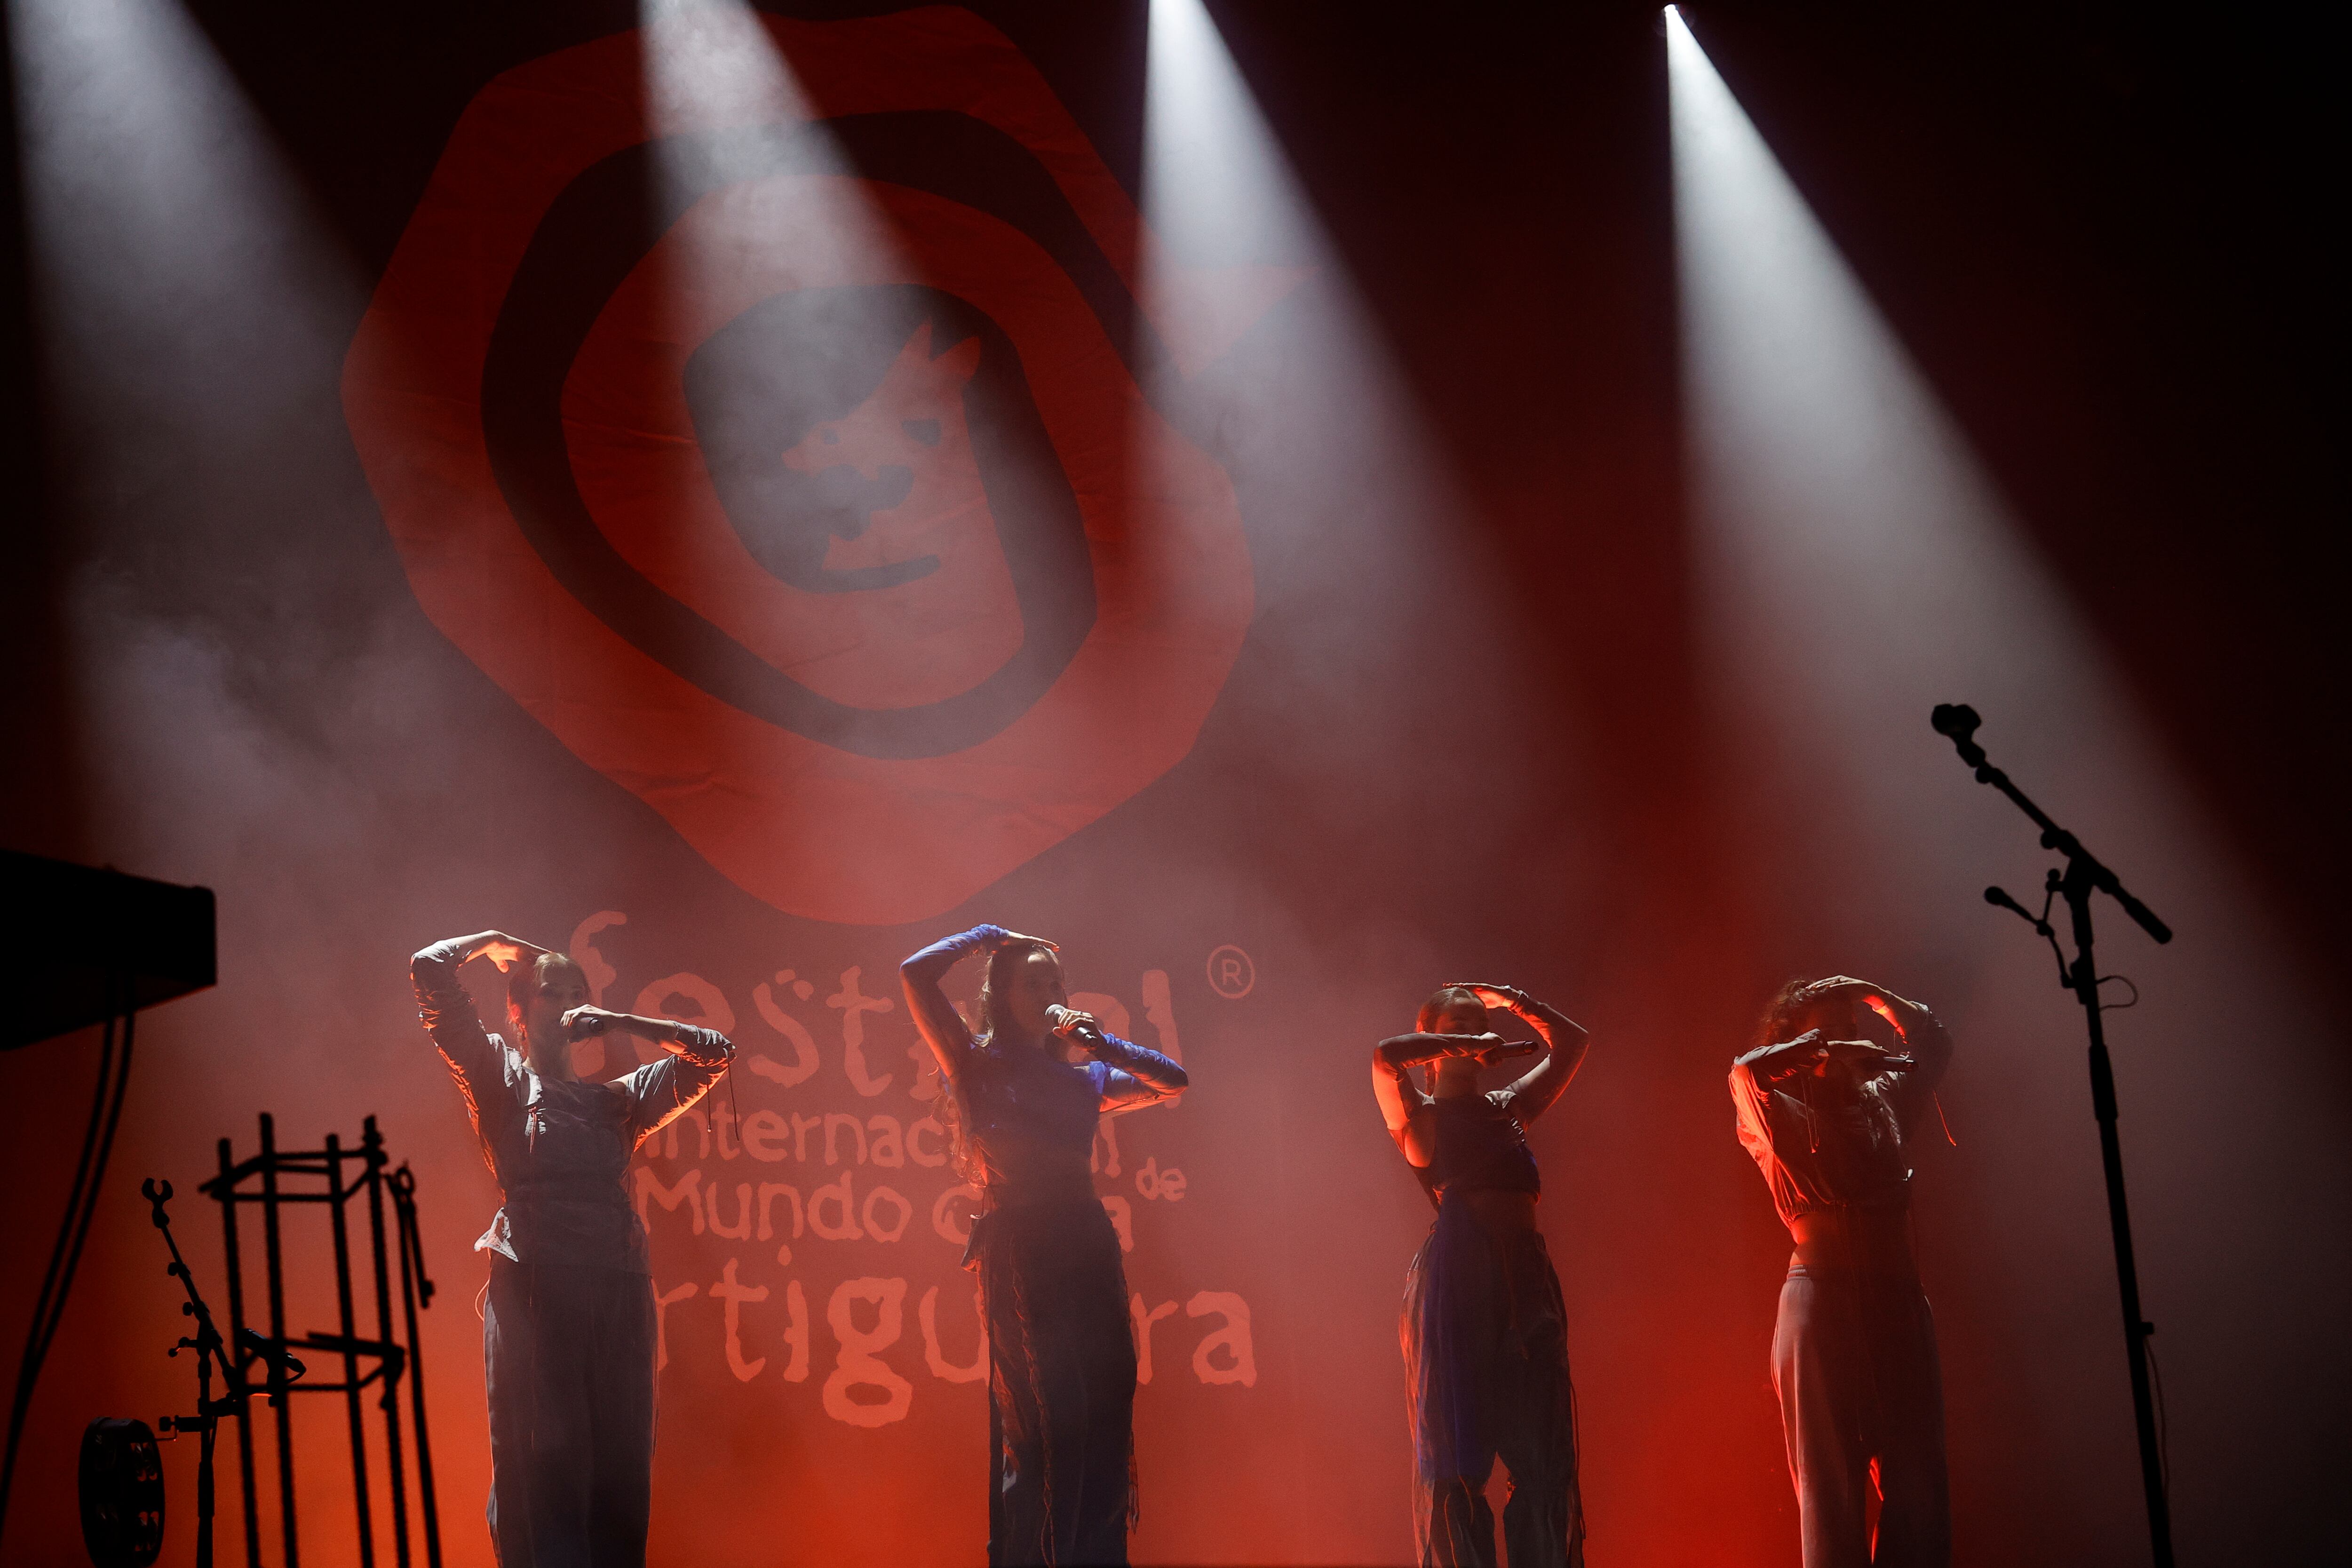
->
[343, 8, 1260, 924]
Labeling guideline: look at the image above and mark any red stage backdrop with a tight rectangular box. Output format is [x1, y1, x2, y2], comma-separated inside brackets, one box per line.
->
[335, 13, 1319, 1560]
[343, 10, 1265, 925]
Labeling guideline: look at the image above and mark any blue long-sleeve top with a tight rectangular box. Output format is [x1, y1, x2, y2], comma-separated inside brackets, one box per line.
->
[902, 925, 1186, 1205]
[413, 938, 733, 1273]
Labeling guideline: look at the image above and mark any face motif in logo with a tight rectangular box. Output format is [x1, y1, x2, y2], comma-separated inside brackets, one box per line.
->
[344, 9, 1298, 924]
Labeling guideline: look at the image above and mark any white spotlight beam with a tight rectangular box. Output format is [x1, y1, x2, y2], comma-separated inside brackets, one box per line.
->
[1666, 11, 2299, 1563]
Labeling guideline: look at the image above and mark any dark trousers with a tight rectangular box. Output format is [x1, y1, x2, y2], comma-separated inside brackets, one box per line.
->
[1772, 1267, 1951, 1568]
[483, 1259, 658, 1568]
[972, 1200, 1137, 1567]
[1402, 1200, 1585, 1568]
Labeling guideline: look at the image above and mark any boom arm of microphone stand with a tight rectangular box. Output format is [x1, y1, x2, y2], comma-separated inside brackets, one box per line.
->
[1931, 707, 2173, 946]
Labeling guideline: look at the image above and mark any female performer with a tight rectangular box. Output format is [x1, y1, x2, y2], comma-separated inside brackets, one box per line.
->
[1373, 982, 1591, 1568]
[901, 923, 1188, 1567]
[412, 930, 734, 1568]
[1730, 976, 1953, 1568]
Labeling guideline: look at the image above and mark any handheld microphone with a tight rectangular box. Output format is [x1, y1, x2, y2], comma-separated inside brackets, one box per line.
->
[565, 1009, 611, 1040]
[1826, 1039, 1918, 1073]
[1043, 1004, 1098, 1043]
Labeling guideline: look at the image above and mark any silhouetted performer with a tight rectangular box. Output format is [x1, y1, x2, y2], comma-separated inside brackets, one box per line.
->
[1731, 976, 1954, 1568]
[413, 931, 734, 1568]
[901, 924, 1188, 1567]
[1373, 983, 1591, 1568]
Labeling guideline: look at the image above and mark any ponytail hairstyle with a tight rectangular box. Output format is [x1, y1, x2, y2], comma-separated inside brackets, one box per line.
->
[1414, 985, 1488, 1094]
[936, 937, 1057, 1186]
[1416, 985, 1486, 1034]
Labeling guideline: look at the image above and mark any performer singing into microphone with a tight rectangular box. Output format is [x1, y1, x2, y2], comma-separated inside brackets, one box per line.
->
[411, 930, 734, 1568]
[1372, 982, 1591, 1568]
[901, 924, 1187, 1567]
[1730, 976, 1954, 1568]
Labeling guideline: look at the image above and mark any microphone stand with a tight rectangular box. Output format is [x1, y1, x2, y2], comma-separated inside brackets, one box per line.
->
[1930, 705, 2174, 1567]
[143, 1178, 260, 1568]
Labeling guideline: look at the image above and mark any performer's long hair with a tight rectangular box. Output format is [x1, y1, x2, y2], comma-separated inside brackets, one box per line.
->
[1752, 976, 1821, 1050]
[935, 937, 1055, 1186]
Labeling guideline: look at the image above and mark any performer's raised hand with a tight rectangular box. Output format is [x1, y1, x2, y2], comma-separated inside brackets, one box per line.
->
[1827, 1037, 1917, 1075]
[561, 1004, 620, 1039]
[1047, 1004, 1104, 1046]
[983, 926, 1058, 954]
[1808, 974, 1928, 1016]
[1448, 983, 1525, 1016]
[1443, 984, 1587, 1098]
[475, 932, 549, 973]
[1805, 974, 1875, 996]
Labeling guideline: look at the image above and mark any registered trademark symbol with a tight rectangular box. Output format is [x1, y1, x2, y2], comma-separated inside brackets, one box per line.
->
[1206, 945, 1255, 1000]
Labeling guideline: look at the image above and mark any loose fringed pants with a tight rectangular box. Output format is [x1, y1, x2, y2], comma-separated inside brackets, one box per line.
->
[1401, 1197, 1585, 1568]
[970, 1199, 1138, 1566]
[1772, 1266, 1951, 1568]
[484, 1259, 658, 1568]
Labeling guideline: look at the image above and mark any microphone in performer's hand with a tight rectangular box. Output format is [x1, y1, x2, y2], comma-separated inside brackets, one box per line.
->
[1832, 1043, 1919, 1073]
[564, 1007, 612, 1040]
[1044, 1004, 1103, 1046]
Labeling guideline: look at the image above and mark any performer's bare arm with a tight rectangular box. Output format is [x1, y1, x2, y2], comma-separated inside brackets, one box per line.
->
[1458, 983, 1590, 1122]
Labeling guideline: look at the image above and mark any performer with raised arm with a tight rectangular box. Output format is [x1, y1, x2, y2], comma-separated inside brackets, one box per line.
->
[411, 930, 734, 1568]
[1730, 976, 1955, 1568]
[900, 923, 1188, 1568]
[1372, 982, 1592, 1568]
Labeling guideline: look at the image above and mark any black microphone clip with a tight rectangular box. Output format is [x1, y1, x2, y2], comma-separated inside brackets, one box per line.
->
[238, 1327, 307, 1383]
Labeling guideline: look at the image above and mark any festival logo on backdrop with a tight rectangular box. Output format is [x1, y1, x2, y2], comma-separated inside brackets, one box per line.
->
[343, 6, 1294, 925]
[555, 908, 1258, 1444]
